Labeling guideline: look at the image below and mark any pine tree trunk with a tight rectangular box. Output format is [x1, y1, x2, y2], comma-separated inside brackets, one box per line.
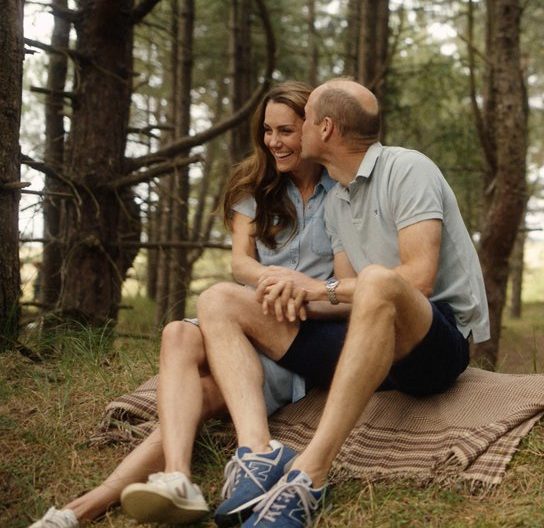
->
[307, 0, 319, 86]
[154, 0, 179, 327]
[357, 0, 390, 139]
[154, 178, 174, 326]
[146, 182, 159, 301]
[473, 0, 528, 368]
[0, 0, 24, 351]
[229, 0, 252, 163]
[41, 0, 70, 311]
[509, 226, 526, 319]
[344, 0, 361, 78]
[58, 0, 140, 325]
[167, 0, 194, 321]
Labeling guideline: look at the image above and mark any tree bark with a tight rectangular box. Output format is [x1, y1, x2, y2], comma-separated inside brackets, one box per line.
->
[40, 0, 70, 311]
[58, 0, 140, 325]
[0, 0, 24, 351]
[154, 0, 178, 327]
[509, 225, 526, 319]
[307, 0, 319, 86]
[229, 0, 252, 163]
[473, 0, 528, 368]
[167, 0, 194, 321]
[344, 0, 361, 78]
[357, 0, 390, 139]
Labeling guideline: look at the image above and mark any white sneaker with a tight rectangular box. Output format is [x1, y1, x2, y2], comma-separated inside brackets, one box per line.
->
[121, 471, 209, 525]
[29, 507, 78, 528]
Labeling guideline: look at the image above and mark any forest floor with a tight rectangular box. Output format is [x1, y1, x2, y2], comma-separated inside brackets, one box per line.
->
[1, 295, 543, 528]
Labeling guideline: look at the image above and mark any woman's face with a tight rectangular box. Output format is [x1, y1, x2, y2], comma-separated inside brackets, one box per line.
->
[263, 101, 305, 174]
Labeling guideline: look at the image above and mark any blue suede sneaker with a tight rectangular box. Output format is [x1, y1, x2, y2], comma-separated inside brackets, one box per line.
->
[215, 440, 297, 527]
[242, 470, 326, 528]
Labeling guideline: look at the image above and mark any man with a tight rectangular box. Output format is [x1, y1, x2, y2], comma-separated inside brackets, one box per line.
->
[197, 78, 489, 527]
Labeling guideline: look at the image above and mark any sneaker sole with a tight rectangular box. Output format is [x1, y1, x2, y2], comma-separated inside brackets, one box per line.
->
[215, 493, 266, 528]
[121, 485, 209, 524]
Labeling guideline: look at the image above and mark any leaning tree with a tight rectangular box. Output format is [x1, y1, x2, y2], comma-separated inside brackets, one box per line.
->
[24, 0, 275, 327]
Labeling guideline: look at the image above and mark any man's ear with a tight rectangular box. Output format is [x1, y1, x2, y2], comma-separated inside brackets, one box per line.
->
[321, 116, 334, 141]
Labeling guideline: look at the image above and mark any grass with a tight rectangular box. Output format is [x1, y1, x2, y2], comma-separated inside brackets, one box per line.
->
[1, 296, 543, 527]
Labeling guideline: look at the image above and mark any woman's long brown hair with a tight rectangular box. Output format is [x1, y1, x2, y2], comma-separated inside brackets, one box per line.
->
[222, 81, 312, 249]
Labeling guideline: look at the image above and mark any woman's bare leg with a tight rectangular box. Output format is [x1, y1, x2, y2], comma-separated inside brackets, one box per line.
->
[49, 321, 226, 523]
[158, 321, 225, 477]
[64, 427, 164, 521]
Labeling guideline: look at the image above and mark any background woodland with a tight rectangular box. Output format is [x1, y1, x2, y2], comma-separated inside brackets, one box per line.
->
[1, 0, 543, 369]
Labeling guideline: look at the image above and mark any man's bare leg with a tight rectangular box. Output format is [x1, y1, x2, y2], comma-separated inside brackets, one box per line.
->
[158, 321, 225, 477]
[291, 265, 433, 486]
[197, 283, 299, 454]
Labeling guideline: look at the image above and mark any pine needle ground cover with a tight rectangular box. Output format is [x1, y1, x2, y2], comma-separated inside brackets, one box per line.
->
[1, 302, 543, 528]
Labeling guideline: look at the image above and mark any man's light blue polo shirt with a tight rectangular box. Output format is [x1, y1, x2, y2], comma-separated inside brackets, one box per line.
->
[324, 142, 490, 343]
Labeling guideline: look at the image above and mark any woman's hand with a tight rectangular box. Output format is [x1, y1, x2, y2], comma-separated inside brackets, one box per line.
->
[257, 266, 317, 291]
[256, 279, 308, 322]
[256, 270, 324, 322]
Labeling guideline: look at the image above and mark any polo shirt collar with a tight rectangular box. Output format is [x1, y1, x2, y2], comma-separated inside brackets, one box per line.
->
[354, 141, 382, 181]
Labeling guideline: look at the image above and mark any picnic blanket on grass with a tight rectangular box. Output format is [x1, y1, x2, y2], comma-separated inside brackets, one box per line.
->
[92, 367, 544, 490]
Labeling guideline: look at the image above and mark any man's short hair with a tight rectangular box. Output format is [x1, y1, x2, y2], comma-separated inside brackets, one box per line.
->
[313, 87, 381, 143]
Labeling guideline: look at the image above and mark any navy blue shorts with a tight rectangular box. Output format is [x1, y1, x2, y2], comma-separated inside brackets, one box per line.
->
[277, 301, 469, 396]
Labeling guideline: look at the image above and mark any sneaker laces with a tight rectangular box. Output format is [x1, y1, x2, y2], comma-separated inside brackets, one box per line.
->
[221, 452, 267, 499]
[148, 471, 173, 488]
[253, 478, 319, 527]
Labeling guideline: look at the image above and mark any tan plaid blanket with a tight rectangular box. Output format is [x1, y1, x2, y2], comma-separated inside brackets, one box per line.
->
[93, 367, 544, 489]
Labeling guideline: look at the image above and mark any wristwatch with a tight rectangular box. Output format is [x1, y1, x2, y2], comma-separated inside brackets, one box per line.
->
[325, 277, 340, 305]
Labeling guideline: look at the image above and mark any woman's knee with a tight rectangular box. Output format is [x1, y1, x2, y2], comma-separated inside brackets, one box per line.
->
[160, 320, 204, 365]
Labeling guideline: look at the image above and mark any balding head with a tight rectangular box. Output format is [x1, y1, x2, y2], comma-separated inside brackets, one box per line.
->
[311, 79, 381, 144]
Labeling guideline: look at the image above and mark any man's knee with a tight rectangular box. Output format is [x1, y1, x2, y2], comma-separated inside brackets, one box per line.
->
[356, 265, 404, 303]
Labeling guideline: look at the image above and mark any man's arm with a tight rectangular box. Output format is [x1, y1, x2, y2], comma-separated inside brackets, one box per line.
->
[304, 219, 442, 304]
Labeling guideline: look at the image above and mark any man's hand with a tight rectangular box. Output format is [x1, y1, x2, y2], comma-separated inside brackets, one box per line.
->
[256, 279, 307, 322]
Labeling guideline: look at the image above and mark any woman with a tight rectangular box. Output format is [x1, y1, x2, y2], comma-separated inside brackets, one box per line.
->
[30, 80, 336, 528]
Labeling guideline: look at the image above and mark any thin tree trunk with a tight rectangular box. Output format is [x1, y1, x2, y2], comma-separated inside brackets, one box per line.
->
[0, 0, 24, 351]
[357, 0, 390, 140]
[41, 0, 70, 311]
[146, 182, 159, 301]
[307, 0, 319, 86]
[154, 0, 179, 327]
[154, 177, 174, 326]
[509, 224, 526, 318]
[473, 0, 528, 368]
[229, 0, 252, 163]
[167, 0, 194, 321]
[344, 0, 361, 78]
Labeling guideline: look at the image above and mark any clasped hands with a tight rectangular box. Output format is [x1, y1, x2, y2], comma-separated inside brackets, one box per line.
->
[255, 266, 322, 322]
